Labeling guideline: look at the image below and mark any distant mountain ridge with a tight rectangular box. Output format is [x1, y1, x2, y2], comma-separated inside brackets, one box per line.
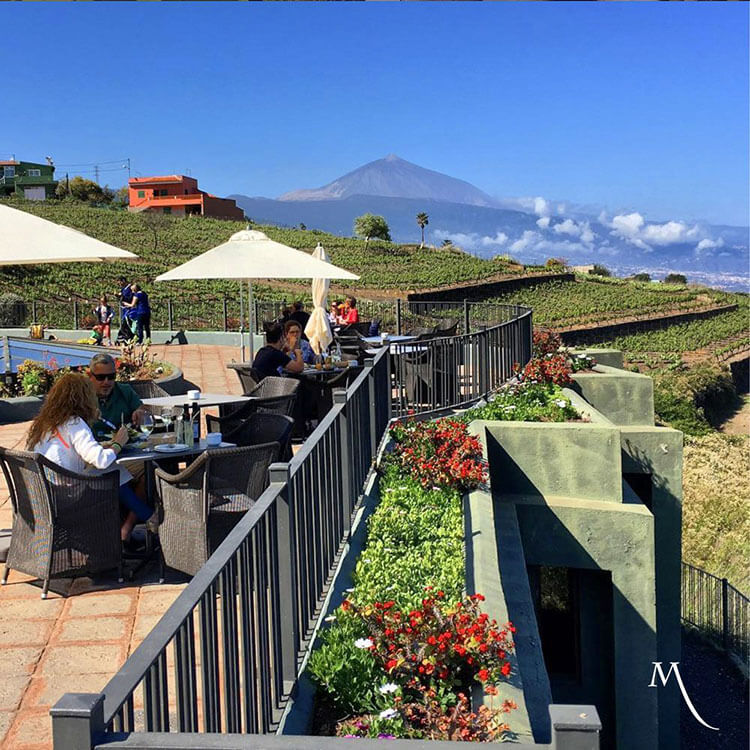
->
[278, 154, 497, 207]
[230, 155, 749, 291]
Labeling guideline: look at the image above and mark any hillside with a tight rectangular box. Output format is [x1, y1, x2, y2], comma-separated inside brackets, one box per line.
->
[0, 199, 523, 304]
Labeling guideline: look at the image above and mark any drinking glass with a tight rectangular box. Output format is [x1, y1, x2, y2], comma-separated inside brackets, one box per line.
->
[139, 413, 155, 439]
[161, 408, 173, 435]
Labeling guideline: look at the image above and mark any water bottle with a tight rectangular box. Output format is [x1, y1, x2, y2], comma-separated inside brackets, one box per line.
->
[335, 340, 342, 361]
[191, 403, 200, 444]
[181, 404, 192, 445]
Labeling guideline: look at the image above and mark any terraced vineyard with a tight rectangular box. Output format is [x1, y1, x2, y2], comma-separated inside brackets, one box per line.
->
[484, 276, 737, 327]
[0, 200, 519, 303]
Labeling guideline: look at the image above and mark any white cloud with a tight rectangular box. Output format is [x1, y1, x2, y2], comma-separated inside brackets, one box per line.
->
[433, 229, 508, 250]
[607, 211, 721, 253]
[536, 216, 550, 229]
[510, 230, 541, 254]
[696, 237, 725, 252]
[534, 197, 551, 217]
[553, 219, 581, 237]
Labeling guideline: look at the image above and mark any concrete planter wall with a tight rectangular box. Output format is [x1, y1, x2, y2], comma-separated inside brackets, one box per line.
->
[571, 363, 654, 426]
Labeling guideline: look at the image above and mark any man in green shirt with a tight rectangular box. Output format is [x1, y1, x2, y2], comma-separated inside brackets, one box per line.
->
[88, 353, 147, 441]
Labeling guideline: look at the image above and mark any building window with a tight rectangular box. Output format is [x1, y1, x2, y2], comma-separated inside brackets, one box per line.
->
[3, 166, 15, 178]
[27, 169, 41, 177]
[529, 566, 581, 679]
[163, 207, 171, 214]
[137, 190, 145, 199]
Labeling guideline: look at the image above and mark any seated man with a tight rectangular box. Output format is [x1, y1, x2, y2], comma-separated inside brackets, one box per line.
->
[88, 353, 147, 440]
[252, 324, 304, 379]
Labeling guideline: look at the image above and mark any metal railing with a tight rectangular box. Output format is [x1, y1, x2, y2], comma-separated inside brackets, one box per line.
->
[392, 305, 532, 415]
[2, 295, 529, 338]
[50, 308, 547, 749]
[681, 561, 748, 669]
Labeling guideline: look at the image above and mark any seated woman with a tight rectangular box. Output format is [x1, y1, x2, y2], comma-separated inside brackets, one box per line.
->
[342, 296, 359, 324]
[26, 373, 153, 542]
[284, 320, 315, 365]
[328, 301, 341, 326]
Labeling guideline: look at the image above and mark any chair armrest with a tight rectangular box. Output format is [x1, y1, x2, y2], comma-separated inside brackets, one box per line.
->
[154, 453, 208, 484]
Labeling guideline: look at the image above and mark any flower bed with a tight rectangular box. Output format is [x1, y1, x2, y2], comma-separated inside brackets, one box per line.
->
[308, 424, 518, 740]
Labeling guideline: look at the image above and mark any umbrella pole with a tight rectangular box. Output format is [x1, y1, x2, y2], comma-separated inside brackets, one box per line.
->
[239, 281, 245, 362]
[248, 280, 255, 363]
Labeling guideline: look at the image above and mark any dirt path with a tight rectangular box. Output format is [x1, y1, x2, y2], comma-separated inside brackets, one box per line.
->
[719, 394, 750, 436]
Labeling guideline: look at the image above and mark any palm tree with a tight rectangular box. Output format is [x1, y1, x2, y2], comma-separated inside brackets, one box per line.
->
[416, 212, 429, 248]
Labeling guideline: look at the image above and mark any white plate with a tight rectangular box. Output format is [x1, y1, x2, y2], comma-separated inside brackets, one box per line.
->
[153, 443, 189, 453]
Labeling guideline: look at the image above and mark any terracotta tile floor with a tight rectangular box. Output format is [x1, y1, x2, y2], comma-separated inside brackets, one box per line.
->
[0, 345, 243, 749]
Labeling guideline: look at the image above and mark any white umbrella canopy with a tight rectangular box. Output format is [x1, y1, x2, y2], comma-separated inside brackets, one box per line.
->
[0, 204, 139, 265]
[155, 229, 358, 359]
[304, 243, 333, 355]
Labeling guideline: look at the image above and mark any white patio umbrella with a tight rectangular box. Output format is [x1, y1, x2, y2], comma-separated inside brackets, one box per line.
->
[155, 229, 358, 360]
[0, 204, 138, 265]
[304, 243, 334, 355]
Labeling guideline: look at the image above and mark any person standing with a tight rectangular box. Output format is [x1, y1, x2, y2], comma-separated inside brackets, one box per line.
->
[93, 296, 114, 345]
[115, 277, 135, 343]
[124, 283, 151, 343]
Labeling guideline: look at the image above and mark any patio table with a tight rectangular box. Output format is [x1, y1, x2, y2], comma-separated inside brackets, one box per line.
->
[141, 393, 254, 409]
[361, 334, 417, 346]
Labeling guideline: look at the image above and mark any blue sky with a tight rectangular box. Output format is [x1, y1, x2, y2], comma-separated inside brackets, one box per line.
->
[2, 2, 748, 226]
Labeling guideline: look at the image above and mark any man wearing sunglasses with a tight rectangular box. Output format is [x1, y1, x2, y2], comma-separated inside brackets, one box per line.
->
[89, 353, 147, 441]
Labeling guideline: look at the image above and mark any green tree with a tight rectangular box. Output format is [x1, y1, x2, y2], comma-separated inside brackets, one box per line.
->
[140, 211, 171, 252]
[67, 176, 106, 203]
[353, 213, 391, 248]
[589, 264, 611, 277]
[416, 212, 429, 248]
[664, 273, 687, 285]
[441, 239, 453, 247]
[633, 272, 651, 282]
[115, 186, 130, 206]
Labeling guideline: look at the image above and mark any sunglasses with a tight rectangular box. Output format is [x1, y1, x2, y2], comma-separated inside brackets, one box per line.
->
[92, 372, 116, 382]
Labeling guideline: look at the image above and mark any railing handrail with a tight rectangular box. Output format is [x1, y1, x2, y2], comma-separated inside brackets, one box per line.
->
[51, 309, 535, 748]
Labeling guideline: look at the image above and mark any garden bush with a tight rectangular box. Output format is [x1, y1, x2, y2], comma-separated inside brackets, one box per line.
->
[0, 292, 27, 326]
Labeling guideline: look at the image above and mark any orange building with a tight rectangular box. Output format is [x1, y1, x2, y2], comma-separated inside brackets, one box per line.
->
[127, 175, 244, 221]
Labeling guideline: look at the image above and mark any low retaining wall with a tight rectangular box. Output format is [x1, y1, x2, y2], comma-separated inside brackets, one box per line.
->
[556, 304, 738, 346]
[407, 273, 574, 303]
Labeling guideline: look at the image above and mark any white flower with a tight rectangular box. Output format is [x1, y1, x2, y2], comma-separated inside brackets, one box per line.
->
[555, 400, 567, 408]
[354, 638, 374, 649]
[344, 588, 355, 594]
[379, 708, 398, 720]
[379, 683, 399, 694]
[577, 353, 587, 359]
[324, 615, 336, 623]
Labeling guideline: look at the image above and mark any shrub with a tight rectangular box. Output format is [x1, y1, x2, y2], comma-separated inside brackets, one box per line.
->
[664, 273, 687, 285]
[545, 257, 567, 270]
[589, 264, 611, 277]
[633, 273, 651, 282]
[532, 328, 562, 357]
[465, 382, 580, 423]
[384, 419, 486, 492]
[0, 292, 27, 326]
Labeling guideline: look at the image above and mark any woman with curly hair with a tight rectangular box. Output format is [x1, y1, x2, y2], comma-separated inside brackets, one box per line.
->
[26, 373, 153, 542]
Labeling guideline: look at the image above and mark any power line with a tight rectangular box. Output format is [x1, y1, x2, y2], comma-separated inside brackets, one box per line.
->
[54, 158, 131, 167]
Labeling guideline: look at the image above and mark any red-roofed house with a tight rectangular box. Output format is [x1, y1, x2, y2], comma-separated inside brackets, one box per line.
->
[127, 175, 244, 220]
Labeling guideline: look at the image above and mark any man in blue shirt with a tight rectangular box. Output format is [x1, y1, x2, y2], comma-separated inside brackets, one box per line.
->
[116, 277, 135, 343]
[124, 283, 152, 343]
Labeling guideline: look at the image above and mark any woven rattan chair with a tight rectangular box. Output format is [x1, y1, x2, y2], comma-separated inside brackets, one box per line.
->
[229, 365, 263, 395]
[311, 368, 360, 421]
[0, 448, 122, 598]
[205, 392, 297, 436]
[247, 376, 299, 399]
[435, 319, 459, 337]
[128, 380, 171, 432]
[220, 413, 294, 461]
[154, 443, 278, 576]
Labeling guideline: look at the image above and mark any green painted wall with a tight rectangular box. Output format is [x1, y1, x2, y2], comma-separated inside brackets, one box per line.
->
[572, 365, 654, 426]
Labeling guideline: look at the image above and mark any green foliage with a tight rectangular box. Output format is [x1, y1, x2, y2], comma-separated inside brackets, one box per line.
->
[463, 382, 580, 423]
[632, 272, 651, 282]
[416, 212, 429, 247]
[652, 363, 738, 436]
[55, 176, 112, 204]
[589, 264, 611, 277]
[0, 292, 26, 326]
[354, 213, 391, 246]
[664, 273, 687, 285]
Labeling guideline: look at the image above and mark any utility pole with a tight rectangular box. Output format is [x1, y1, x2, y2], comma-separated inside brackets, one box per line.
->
[66, 173, 70, 196]
[94, 165, 100, 184]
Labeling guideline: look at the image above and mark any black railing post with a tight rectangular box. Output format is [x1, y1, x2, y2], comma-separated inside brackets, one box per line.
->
[333, 389, 353, 529]
[167, 299, 174, 331]
[722, 577, 729, 650]
[222, 296, 228, 332]
[31, 299, 37, 323]
[463, 298, 470, 335]
[72, 299, 78, 330]
[50, 693, 104, 750]
[365, 357, 378, 457]
[396, 298, 402, 335]
[268, 464, 299, 690]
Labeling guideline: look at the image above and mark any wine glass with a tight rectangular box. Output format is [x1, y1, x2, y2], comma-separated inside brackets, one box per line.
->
[139, 413, 154, 440]
[160, 408, 173, 435]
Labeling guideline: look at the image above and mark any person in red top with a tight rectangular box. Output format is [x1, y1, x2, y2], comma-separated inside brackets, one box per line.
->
[342, 296, 359, 324]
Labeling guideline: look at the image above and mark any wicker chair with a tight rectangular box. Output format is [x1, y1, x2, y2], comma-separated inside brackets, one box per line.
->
[247, 376, 299, 399]
[127, 380, 171, 432]
[154, 444, 278, 576]
[0, 448, 122, 598]
[220, 413, 294, 461]
[435, 319, 459, 337]
[310, 368, 360, 421]
[229, 365, 263, 395]
[205, 392, 297, 436]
